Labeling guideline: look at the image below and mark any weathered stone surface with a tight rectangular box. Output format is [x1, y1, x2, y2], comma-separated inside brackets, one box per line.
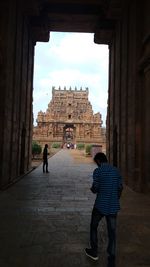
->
[0, 150, 149, 267]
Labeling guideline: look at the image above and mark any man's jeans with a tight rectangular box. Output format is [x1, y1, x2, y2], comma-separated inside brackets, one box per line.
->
[43, 160, 48, 172]
[90, 207, 117, 258]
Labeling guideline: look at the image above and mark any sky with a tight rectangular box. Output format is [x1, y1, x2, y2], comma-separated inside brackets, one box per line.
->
[33, 32, 109, 126]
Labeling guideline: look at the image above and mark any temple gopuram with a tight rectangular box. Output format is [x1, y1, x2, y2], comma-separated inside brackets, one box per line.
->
[33, 87, 106, 150]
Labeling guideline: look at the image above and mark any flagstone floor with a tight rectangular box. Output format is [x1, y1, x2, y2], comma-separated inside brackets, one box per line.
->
[0, 149, 149, 267]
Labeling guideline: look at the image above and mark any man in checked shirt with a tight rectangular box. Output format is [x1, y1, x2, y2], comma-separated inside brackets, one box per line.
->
[85, 152, 123, 267]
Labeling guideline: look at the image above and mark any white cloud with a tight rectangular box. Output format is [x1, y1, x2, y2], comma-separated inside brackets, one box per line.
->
[48, 33, 108, 67]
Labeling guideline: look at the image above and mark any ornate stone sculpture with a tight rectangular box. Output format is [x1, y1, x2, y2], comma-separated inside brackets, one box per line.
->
[33, 87, 106, 150]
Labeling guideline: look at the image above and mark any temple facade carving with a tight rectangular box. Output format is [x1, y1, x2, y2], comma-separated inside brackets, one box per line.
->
[33, 87, 106, 150]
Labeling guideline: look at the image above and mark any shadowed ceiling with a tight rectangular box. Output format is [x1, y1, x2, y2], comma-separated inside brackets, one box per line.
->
[26, 0, 122, 43]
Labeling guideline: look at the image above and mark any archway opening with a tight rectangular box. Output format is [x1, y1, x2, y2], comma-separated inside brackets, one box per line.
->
[32, 32, 109, 162]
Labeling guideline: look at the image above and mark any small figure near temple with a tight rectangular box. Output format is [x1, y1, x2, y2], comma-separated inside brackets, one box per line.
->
[43, 144, 49, 173]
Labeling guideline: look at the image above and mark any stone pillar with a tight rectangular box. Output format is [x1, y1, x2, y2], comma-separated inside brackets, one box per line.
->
[94, 0, 150, 192]
[139, 1, 150, 192]
[140, 40, 150, 192]
[0, 1, 35, 188]
[107, 1, 150, 192]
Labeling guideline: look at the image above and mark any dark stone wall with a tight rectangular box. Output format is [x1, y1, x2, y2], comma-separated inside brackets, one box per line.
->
[107, 0, 150, 192]
[0, 0, 34, 188]
[139, 1, 150, 192]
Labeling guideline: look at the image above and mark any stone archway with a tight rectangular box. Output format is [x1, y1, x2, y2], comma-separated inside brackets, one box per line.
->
[0, 1, 150, 192]
[63, 124, 76, 146]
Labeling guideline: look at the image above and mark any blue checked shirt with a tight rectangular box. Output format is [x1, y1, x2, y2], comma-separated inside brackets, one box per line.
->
[91, 163, 123, 215]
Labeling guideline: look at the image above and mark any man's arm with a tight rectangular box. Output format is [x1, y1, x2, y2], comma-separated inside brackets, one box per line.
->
[118, 183, 123, 198]
[118, 171, 123, 198]
[90, 185, 97, 193]
[90, 168, 100, 194]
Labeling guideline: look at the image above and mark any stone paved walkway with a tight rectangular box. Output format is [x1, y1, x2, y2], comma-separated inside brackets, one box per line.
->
[0, 149, 150, 267]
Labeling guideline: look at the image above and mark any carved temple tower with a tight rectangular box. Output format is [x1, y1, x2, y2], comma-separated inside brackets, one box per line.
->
[33, 87, 106, 150]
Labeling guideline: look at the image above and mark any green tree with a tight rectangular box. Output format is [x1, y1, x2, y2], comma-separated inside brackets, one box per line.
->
[77, 143, 85, 150]
[52, 143, 61, 148]
[32, 141, 42, 158]
[85, 144, 92, 155]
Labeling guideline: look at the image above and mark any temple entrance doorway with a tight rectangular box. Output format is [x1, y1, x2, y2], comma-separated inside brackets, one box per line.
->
[63, 124, 76, 148]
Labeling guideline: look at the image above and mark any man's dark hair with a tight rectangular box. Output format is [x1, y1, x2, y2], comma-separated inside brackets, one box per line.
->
[94, 152, 108, 163]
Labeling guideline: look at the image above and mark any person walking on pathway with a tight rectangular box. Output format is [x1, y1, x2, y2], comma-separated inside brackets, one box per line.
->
[85, 152, 123, 267]
[43, 144, 49, 173]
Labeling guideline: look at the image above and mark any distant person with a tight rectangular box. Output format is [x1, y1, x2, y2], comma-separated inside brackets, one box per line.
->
[43, 144, 49, 173]
[85, 152, 123, 267]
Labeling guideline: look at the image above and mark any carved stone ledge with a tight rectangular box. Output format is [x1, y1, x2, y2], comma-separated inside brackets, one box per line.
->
[94, 29, 113, 45]
[31, 27, 50, 43]
[29, 15, 50, 43]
